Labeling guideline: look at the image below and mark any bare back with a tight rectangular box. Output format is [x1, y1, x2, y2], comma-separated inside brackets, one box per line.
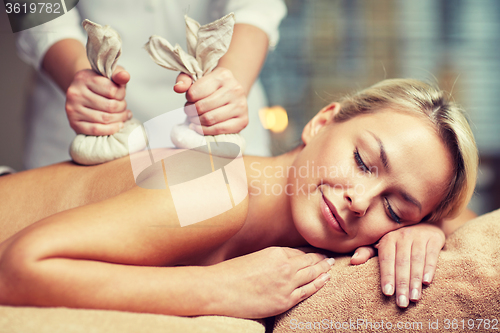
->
[0, 157, 137, 243]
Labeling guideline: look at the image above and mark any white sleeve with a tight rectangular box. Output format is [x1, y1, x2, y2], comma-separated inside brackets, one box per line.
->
[225, 0, 287, 49]
[16, 8, 86, 70]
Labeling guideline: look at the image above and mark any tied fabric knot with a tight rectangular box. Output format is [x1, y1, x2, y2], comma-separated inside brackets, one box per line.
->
[83, 19, 122, 79]
[69, 20, 145, 166]
[144, 13, 247, 156]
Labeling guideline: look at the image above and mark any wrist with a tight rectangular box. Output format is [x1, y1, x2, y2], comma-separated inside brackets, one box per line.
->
[72, 55, 91, 76]
[200, 262, 240, 317]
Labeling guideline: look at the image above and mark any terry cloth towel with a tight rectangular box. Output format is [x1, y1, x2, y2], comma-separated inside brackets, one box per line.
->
[69, 19, 145, 166]
[273, 209, 500, 333]
[0, 307, 265, 333]
[144, 13, 247, 156]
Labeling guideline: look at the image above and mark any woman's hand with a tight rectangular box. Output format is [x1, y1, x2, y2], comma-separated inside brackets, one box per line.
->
[174, 68, 249, 136]
[350, 223, 446, 308]
[207, 247, 334, 318]
[65, 66, 132, 136]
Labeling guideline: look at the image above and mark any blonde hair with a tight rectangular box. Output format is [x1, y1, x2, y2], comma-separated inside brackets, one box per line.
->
[336, 78, 478, 222]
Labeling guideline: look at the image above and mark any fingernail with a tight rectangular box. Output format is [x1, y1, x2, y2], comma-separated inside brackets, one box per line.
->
[327, 258, 335, 266]
[351, 252, 359, 259]
[398, 295, 408, 307]
[423, 273, 431, 284]
[320, 273, 331, 283]
[174, 81, 183, 86]
[128, 111, 132, 119]
[188, 123, 195, 130]
[411, 289, 419, 300]
[383, 284, 394, 296]
[119, 123, 124, 129]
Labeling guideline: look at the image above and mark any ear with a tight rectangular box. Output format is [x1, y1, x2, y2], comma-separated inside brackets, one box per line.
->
[301, 102, 341, 145]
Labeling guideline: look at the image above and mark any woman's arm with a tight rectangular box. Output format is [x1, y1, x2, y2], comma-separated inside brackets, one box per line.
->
[0, 184, 247, 315]
[0, 179, 332, 318]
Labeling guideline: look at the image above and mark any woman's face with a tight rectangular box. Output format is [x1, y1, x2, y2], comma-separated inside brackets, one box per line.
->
[289, 104, 453, 253]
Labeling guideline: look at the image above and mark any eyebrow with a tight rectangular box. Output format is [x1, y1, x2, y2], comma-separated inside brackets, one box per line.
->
[367, 131, 422, 213]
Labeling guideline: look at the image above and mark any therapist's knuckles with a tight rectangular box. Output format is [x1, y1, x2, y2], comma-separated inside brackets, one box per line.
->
[199, 112, 217, 126]
[104, 98, 127, 113]
[99, 110, 126, 124]
[186, 86, 201, 103]
[205, 123, 227, 135]
[214, 67, 233, 82]
[229, 82, 245, 97]
[86, 123, 122, 136]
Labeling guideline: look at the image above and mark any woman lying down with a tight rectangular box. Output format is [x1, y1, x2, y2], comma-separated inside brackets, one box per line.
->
[0, 79, 478, 318]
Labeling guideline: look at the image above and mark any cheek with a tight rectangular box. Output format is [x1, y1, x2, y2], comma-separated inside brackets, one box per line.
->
[356, 219, 398, 245]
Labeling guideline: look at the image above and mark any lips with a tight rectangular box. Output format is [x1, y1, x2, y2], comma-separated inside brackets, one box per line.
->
[320, 190, 347, 234]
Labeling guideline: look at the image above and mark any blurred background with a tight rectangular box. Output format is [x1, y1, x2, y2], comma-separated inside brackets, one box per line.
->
[1, 0, 499, 214]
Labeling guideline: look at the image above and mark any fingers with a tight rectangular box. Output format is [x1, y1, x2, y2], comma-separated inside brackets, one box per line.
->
[66, 69, 132, 135]
[174, 73, 193, 93]
[394, 234, 412, 308]
[73, 120, 126, 136]
[422, 237, 442, 286]
[186, 98, 249, 135]
[188, 117, 248, 136]
[70, 109, 132, 136]
[179, 68, 248, 135]
[185, 69, 230, 103]
[191, 84, 239, 116]
[378, 237, 396, 298]
[187, 103, 247, 127]
[291, 253, 333, 284]
[290, 272, 331, 305]
[288, 253, 334, 305]
[111, 65, 131, 86]
[82, 88, 128, 114]
[350, 246, 376, 265]
[408, 240, 426, 302]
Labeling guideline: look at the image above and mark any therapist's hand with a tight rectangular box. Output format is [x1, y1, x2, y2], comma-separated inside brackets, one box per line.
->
[174, 68, 249, 135]
[65, 66, 132, 136]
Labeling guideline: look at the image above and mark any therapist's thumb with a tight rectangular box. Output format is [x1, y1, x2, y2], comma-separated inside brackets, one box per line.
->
[174, 73, 193, 93]
[112, 68, 130, 86]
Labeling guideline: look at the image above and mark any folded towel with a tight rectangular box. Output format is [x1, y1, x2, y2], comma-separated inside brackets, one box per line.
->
[273, 209, 500, 332]
[0, 306, 265, 333]
[144, 13, 246, 157]
[69, 20, 145, 166]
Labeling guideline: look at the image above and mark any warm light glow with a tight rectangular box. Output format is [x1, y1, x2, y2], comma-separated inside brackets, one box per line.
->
[259, 106, 288, 133]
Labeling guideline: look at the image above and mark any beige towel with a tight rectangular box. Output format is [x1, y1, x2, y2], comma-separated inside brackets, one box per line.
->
[144, 13, 247, 156]
[273, 209, 500, 333]
[69, 20, 145, 166]
[0, 307, 265, 333]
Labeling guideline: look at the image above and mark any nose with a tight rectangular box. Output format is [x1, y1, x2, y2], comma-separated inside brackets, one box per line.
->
[344, 187, 370, 217]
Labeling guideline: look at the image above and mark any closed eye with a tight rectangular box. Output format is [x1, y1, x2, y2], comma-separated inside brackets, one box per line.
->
[384, 198, 401, 224]
[354, 148, 370, 173]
